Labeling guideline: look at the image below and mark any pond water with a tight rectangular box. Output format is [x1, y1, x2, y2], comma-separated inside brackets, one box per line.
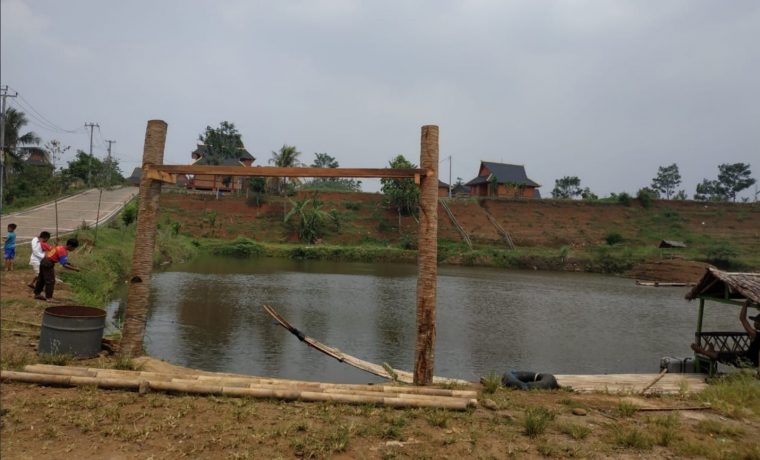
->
[108, 257, 736, 383]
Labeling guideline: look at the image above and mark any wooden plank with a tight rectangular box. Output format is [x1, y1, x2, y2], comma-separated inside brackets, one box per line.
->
[143, 167, 177, 184]
[153, 165, 427, 179]
[555, 374, 708, 394]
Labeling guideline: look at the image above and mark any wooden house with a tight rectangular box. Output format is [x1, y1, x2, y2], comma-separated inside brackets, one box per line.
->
[465, 161, 541, 198]
[187, 144, 255, 192]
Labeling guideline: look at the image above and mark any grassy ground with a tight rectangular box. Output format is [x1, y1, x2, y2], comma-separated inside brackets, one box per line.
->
[2, 213, 760, 458]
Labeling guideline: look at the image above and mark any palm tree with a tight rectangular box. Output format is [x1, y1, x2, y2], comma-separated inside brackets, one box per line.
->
[2, 108, 41, 198]
[268, 144, 302, 195]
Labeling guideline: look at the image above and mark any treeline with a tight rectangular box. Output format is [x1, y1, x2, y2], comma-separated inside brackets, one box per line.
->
[551, 163, 757, 203]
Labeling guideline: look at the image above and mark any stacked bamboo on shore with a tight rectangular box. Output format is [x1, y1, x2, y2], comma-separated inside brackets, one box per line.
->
[1, 365, 478, 410]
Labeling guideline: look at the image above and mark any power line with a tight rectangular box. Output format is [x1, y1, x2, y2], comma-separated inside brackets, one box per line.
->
[7, 86, 80, 133]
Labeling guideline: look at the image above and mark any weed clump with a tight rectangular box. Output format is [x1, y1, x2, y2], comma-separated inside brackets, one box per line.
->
[523, 406, 554, 438]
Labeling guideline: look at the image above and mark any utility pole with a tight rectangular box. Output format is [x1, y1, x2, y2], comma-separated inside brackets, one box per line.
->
[105, 139, 116, 187]
[0, 85, 19, 214]
[85, 122, 99, 187]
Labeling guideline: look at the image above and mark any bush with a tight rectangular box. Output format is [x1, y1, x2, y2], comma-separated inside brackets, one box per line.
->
[704, 242, 740, 268]
[617, 192, 632, 206]
[605, 231, 624, 245]
[637, 188, 655, 209]
[121, 200, 138, 226]
[523, 407, 554, 438]
[211, 237, 264, 258]
[399, 233, 417, 250]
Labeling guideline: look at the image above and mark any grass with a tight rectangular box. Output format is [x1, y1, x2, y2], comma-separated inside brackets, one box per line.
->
[480, 372, 501, 394]
[523, 406, 554, 438]
[699, 370, 760, 418]
[612, 427, 652, 449]
[557, 422, 591, 440]
[617, 400, 640, 417]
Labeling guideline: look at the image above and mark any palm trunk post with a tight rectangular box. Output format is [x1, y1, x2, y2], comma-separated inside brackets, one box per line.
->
[120, 120, 167, 358]
[414, 125, 439, 385]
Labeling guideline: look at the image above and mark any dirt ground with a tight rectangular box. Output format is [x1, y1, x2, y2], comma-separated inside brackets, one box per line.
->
[2, 268, 760, 459]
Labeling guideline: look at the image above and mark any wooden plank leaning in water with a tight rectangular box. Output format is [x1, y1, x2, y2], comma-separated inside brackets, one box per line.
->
[262, 305, 471, 386]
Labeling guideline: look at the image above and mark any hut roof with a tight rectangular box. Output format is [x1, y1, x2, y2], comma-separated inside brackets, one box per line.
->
[465, 162, 540, 187]
[685, 267, 760, 304]
[659, 240, 687, 248]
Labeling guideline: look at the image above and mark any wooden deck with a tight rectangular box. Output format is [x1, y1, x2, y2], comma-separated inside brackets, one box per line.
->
[555, 373, 708, 394]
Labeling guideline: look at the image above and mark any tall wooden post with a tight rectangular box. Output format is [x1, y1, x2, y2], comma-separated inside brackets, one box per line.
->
[120, 120, 167, 357]
[414, 125, 439, 385]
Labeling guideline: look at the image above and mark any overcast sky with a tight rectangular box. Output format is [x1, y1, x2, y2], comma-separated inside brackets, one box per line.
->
[2, 0, 759, 197]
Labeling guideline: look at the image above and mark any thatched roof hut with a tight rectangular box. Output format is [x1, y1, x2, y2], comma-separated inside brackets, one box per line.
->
[685, 267, 760, 304]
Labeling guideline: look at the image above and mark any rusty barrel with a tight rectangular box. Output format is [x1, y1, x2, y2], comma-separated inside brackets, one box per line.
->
[38, 306, 106, 358]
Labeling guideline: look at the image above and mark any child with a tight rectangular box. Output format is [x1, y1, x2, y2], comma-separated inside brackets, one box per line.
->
[28, 231, 52, 288]
[33, 238, 80, 302]
[3, 223, 17, 271]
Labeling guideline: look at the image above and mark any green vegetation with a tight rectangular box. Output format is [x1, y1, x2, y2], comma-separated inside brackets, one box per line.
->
[522, 406, 554, 438]
[381, 154, 420, 216]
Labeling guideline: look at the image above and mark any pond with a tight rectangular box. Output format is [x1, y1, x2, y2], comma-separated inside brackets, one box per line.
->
[108, 257, 735, 383]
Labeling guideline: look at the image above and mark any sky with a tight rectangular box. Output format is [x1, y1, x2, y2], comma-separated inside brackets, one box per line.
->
[2, 0, 759, 197]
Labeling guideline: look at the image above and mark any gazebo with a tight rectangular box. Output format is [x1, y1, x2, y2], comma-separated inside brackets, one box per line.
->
[685, 268, 760, 373]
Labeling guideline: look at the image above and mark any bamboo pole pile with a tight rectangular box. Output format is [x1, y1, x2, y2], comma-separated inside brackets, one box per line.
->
[1, 365, 478, 410]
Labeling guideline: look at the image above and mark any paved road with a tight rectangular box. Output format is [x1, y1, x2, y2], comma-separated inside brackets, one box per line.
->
[1, 187, 138, 241]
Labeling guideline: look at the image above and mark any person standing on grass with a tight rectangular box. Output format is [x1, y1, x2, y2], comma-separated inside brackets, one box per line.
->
[3, 223, 18, 271]
[33, 238, 80, 302]
[28, 231, 52, 288]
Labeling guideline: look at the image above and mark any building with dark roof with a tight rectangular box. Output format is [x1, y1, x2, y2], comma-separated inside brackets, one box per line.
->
[465, 161, 541, 198]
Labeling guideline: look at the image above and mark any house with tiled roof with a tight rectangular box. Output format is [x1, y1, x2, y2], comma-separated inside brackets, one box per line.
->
[466, 161, 541, 199]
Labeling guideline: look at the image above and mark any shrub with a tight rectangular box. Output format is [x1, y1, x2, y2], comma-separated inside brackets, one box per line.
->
[637, 188, 655, 209]
[605, 231, 624, 245]
[617, 192, 632, 206]
[344, 201, 361, 211]
[211, 238, 264, 258]
[121, 200, 138, 226]
[704, 242, 740, 268]
[523, 406, 554, 438]
[399, 233, 417, 250]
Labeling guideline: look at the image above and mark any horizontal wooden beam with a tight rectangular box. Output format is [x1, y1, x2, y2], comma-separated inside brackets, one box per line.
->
[149, 165, 428, 179]
[143, 168, 177, 184]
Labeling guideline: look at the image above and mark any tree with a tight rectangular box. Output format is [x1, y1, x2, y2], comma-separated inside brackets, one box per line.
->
[311, 152, 339, 169]
[197, 121, 244, 163]
[717, 163, 755, 202]
[580, 187, 598, 200]
[551, 176, 583, 199]
[651, 163, 681, 200]
[693, 179, 725, 202]
[268, 144, 302, 195]
[381, 155, 419, 216]
[61, 150, 123, 186]
[1, 108, 41, 202]
[303, 152, 361, 192]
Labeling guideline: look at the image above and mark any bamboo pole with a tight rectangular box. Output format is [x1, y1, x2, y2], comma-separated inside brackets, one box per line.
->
[22, 364, 477, 398]
[414, 125, 439, 385]
[120, 120, 167, 358]
[2, 370, 472, 410]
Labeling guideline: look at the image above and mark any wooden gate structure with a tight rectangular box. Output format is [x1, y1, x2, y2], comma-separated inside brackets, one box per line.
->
[120, 120, 440, 384]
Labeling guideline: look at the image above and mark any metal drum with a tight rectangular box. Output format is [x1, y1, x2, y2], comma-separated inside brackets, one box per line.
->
[38, 305, 106, 358]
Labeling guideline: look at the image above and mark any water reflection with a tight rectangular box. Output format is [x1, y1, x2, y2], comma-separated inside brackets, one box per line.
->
[114, 257, 739, 383]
